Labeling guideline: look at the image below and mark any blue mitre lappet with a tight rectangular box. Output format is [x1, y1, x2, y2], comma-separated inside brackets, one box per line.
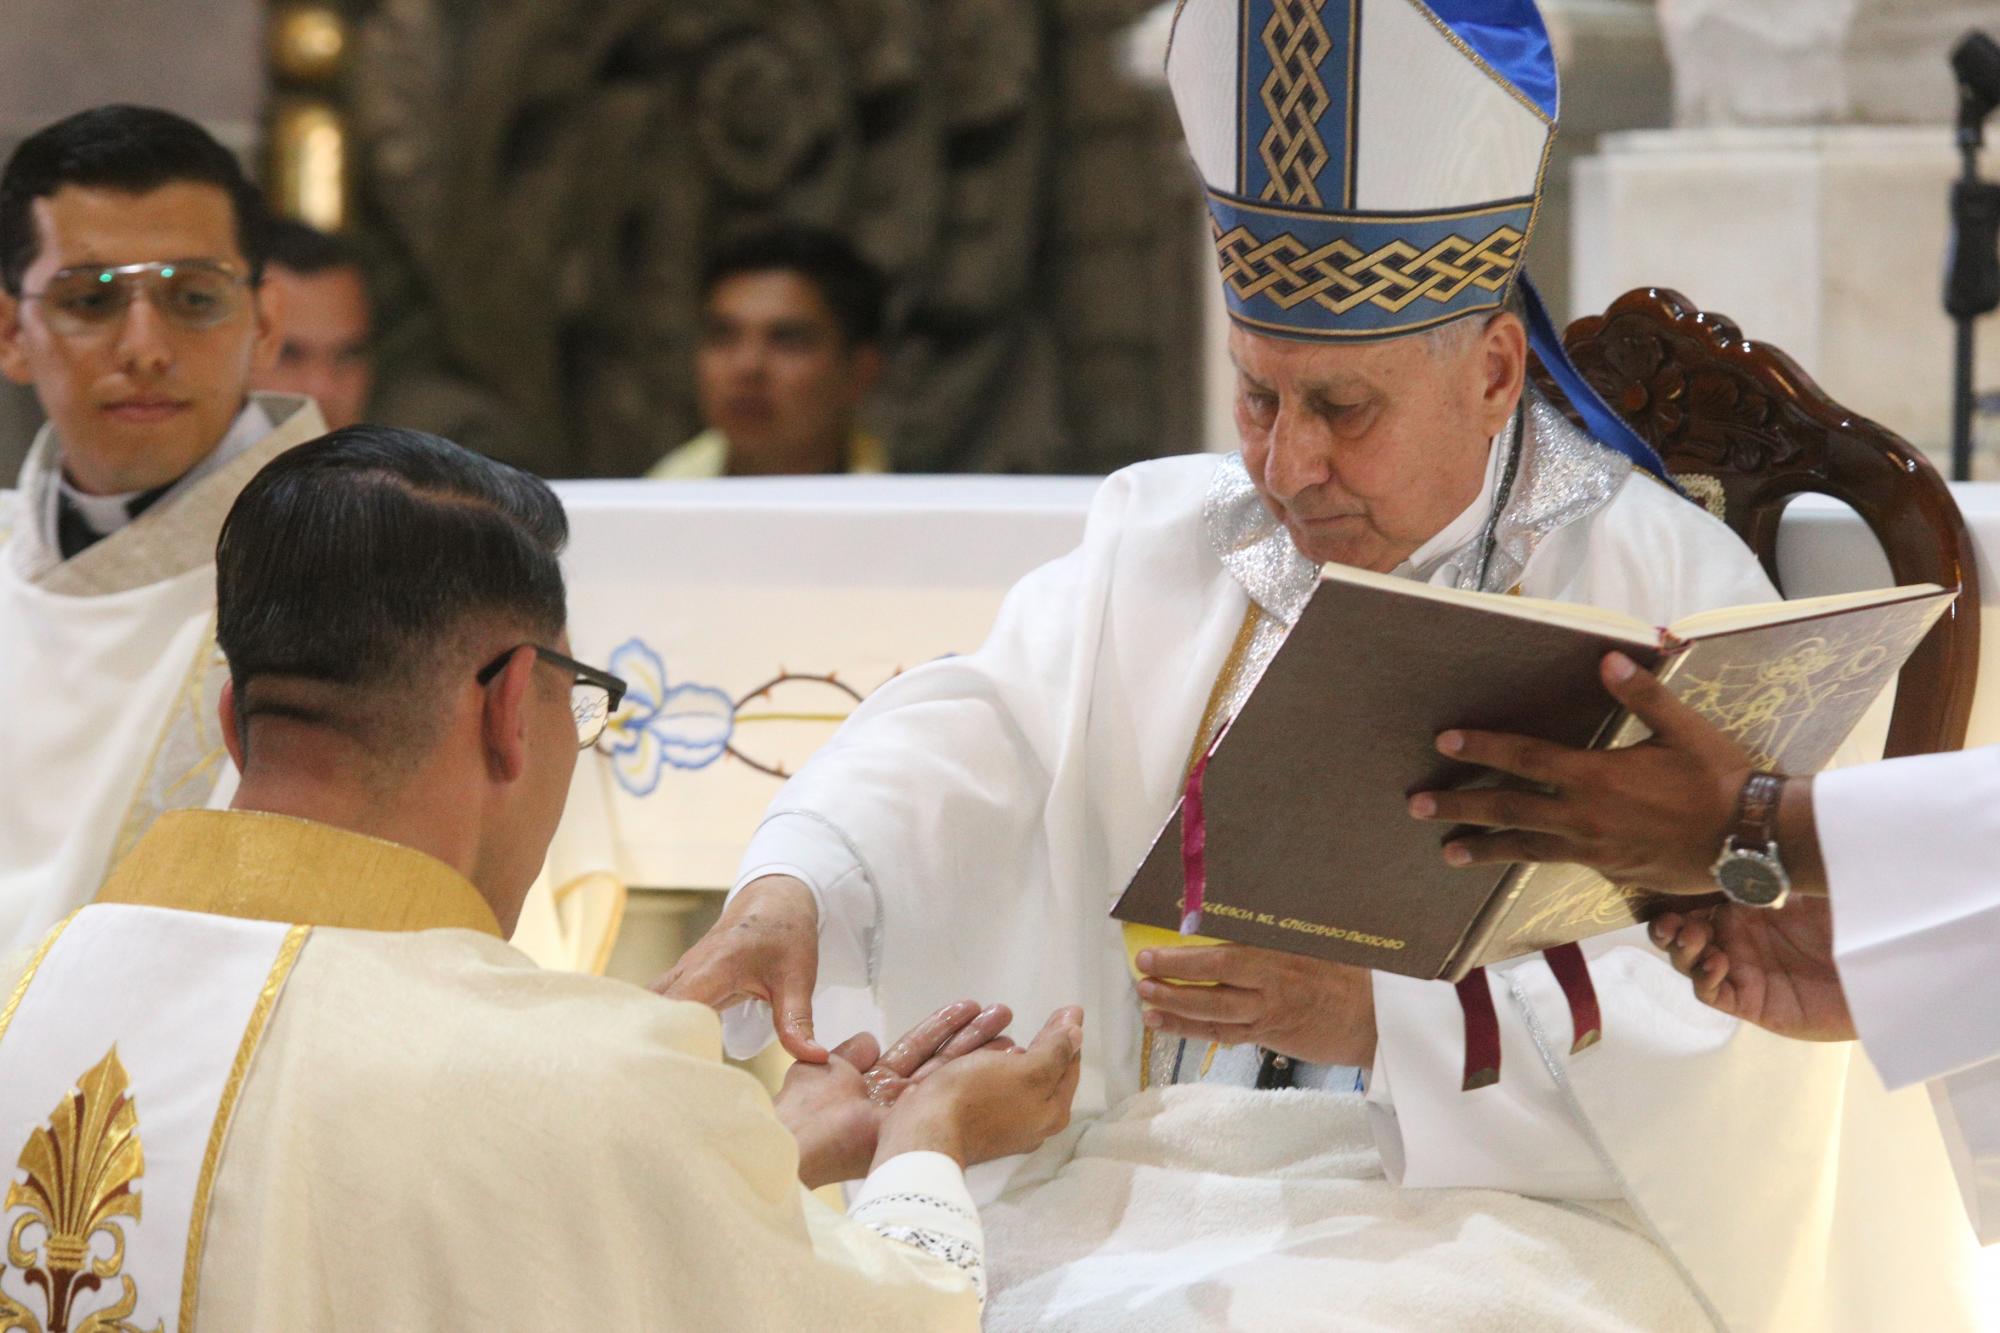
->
[1165, 0, 1671, 481]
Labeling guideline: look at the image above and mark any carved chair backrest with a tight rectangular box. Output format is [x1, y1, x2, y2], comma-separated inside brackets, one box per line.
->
[1547, 287, 1981, 759]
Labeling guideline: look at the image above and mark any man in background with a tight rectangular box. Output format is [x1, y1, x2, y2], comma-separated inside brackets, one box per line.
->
[252, 217, 373, 430]
[0, 104, 325, 958]
[649, 224, 888, 479]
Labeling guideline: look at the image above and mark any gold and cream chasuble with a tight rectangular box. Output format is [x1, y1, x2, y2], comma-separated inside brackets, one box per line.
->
[0, 811, 983, 1331]
[0, 900, 302, 1332]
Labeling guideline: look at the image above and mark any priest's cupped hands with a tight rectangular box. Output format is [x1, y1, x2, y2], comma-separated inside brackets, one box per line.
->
[1136, 945, 1377, 1066]
[775, 1001, 1086, 1188]
[775, 999, 1012, 1189]
[655, 873, 825, 1062]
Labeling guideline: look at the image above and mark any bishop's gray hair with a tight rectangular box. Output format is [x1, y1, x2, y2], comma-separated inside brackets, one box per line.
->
[1421, 279, 1530, 359]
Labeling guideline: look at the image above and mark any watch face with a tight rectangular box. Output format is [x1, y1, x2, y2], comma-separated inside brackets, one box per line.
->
[1716, 852, 1788, 907]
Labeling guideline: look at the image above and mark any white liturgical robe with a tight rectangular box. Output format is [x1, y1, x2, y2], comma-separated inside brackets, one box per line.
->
[0, 811, 984, 1330]
[724, 400, 1980, 1328]
[1818, 745, 2000, 1245]
[0, 393, 325, 959]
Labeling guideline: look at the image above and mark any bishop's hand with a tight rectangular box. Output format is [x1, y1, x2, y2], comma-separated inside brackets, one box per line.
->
[654, 873, 825, 1062]
[1651, 900, 1856, 1042]
[1136, 945, 1377, 1067]
[776, 1000, 1017, 1190]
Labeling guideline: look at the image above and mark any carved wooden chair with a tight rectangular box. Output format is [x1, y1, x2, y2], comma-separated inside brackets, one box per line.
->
[1541, 287, 1982, 759]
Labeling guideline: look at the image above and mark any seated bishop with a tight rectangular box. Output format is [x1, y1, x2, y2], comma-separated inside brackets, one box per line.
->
[0, 105, 326, 958]
[663, 2, 1979, 1327]
[0, 427, 1086, 1330]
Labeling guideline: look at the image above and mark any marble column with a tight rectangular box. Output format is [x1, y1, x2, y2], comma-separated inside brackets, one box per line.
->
[1574, 0, 2000, 465]
[0, 0, 266, 480]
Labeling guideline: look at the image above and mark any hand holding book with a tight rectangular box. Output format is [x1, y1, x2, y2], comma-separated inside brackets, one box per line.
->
[1412, 651, 1762, 896]
[1412, 650, 1857, 1045]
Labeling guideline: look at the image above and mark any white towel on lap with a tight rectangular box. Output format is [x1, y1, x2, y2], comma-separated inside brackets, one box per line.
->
[983, 1084, 1711, 1332]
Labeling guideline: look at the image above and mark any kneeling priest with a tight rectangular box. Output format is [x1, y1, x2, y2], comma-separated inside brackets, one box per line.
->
[0, 428, 1085, 1330]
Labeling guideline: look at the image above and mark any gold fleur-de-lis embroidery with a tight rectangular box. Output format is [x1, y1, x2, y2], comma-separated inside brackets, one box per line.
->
[0, 1046, 162, 1333]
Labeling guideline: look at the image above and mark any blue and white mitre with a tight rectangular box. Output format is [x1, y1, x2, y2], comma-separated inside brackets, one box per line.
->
[1167, 0, 1671, 478]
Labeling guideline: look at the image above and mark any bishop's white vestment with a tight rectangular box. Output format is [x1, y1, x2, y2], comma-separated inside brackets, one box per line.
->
[1817, 745, 2000, 1245]
[723, 397, 1979, 1329]
[0, 810, 985, 1331]
[0, 393, 324, 959]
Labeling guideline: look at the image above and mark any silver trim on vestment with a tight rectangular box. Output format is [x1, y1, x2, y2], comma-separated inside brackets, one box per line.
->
[1203, 452, 1321, 626]
[1472, 391, 1632, 595]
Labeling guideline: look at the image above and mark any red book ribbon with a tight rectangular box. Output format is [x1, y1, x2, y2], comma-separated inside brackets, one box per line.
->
[1543, 943, 1603, 1053]
[1178, 751, 1211, 934]
[1455, 969, 1501, 1090]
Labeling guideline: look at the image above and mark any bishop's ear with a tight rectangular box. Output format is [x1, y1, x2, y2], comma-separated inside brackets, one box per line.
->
[1476, 310, 1529, 438]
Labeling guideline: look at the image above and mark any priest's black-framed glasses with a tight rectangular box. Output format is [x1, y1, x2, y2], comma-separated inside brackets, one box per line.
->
[475, 644, 628, 750]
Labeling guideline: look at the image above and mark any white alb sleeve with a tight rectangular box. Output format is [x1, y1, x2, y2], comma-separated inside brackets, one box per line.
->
[849, 1151, 987, 1305]
[719, 811, 878, 1059]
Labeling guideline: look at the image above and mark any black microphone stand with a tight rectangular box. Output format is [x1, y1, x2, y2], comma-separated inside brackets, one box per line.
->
[1946, 32, 2000, 481]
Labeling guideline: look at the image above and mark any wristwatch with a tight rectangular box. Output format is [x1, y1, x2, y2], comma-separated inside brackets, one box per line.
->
[1710, 771, 1790, 909]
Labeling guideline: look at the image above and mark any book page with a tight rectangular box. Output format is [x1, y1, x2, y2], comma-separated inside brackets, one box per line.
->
[1317, 562, 1660, 647]
[1665, 583, 1944, 642]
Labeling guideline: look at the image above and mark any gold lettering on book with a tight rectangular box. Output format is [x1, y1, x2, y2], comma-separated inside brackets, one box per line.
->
[0, 1047, 163, 1333]
[1204, 899, 1407, 951]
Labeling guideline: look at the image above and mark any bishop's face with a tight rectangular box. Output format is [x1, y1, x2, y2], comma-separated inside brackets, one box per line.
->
[1230, 316, 1526, 573]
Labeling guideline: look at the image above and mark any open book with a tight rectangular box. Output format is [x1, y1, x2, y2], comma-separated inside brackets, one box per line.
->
[1111, 565, 1954, 983]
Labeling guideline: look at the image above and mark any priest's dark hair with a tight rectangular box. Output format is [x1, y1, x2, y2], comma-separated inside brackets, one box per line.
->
[214, 425, 568, 754]
[0, 104, 269, 295]
[702, 224, 888, 347]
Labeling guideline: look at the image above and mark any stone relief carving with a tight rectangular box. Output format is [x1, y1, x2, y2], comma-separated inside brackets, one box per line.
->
[342, 0, 1201, 477]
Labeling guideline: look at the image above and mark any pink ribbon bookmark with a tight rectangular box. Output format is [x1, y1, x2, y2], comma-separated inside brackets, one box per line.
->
[1178, 751, 1211, 935]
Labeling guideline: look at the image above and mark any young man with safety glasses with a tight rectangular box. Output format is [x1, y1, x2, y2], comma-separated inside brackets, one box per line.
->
[0, 104, 329, 959]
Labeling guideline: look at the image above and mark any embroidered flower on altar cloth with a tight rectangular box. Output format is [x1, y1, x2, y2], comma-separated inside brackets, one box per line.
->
[598, 638, 735, 796]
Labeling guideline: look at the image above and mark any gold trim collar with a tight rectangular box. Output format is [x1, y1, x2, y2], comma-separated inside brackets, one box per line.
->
[96, 809, 503, 937]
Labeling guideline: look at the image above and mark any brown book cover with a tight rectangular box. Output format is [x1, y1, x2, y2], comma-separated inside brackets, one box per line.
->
[1110, 568, 1952, 982]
